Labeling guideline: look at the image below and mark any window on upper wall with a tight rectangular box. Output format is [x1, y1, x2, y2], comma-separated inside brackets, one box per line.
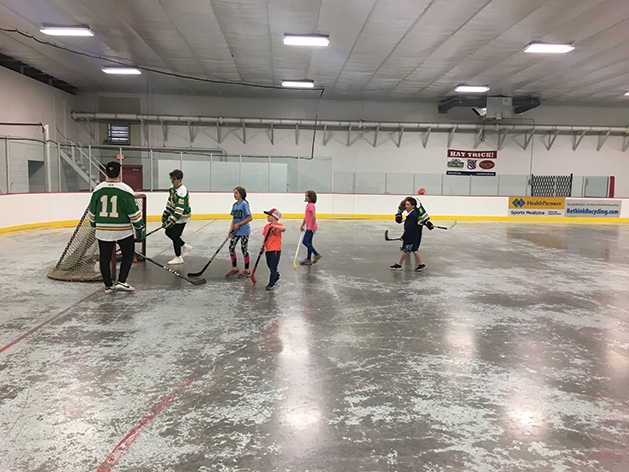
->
[107, 123, 130, 145]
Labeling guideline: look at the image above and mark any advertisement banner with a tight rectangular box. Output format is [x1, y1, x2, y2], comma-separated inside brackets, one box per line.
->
[565, 199, 621, 218]
[509, 197, 565, 216]
[446, 149, 497, 176]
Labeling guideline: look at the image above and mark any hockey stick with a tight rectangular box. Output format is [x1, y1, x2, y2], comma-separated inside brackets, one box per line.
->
[385, 230, 402, 241]
[432, 221, 458, 230]
[187, 236, 229, 277]
[250, 230, 272, 285]
[293, 231, 305, 269]
[145, 225, 165, 238]
[136, 252, 206, 285]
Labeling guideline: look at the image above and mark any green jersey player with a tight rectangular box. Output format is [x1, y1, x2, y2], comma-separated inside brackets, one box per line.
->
[395, 197, 434, 230]
[162, 169, 192, 265]
[88, 161, 145, 293]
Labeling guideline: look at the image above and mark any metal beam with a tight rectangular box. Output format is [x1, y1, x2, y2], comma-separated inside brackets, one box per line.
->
[597, 130, 611, 151]
[396, 127, 404, 148]
[572, 130, 587, 151]
[420, 127, 431, 148]
[545, 129, 559, 150]
[520, 129, 534, 150]
[497, 129, 507, 150]
[473, 128, 485, 149]
[161, 121, 168, 145]
[448, 126, 457, 148]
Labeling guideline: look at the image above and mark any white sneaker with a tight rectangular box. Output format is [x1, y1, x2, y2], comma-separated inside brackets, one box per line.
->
[168, 255, 184, 264]
[181, 243, 193, 257]
[116, 282, 135, 292]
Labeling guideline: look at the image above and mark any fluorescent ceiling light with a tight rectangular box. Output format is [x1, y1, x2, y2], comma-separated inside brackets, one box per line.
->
[524, 42, 574, 54]
[284, 34, 329, 47]
[625, 91, 629, 97]
[282, 80, 315, 88]
[455, 85, 490, 93]
[40, 26, 94, 36]
[102, 67, 142, 75]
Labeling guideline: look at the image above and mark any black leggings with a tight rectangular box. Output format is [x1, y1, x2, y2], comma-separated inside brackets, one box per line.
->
[98, 235, 135, 287]
[165, 223, 186, 256]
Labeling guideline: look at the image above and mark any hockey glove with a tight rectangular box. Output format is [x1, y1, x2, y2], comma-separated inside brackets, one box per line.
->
[424, 219, 434, 230]
[395, 213, 403, 224]
[161, 211, 170, 224]
[135, 226, 146, 243]
[163, 218, 176, 229]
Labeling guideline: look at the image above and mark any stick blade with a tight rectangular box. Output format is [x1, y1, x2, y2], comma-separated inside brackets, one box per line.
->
[190, 277, 207, 285]
[385, 230, 389, 241]
[448, 220, 458, 230]
[293, 259, 297, 270]
[187, 270, 204, 277]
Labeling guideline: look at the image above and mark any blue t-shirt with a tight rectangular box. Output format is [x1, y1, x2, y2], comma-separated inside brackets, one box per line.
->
[230, 200, 251, 236]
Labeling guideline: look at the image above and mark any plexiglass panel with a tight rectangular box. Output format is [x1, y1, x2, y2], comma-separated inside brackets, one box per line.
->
[385, 173, 414, 194]
[333, 171, 354, 193]
[355, 172, 385, 194]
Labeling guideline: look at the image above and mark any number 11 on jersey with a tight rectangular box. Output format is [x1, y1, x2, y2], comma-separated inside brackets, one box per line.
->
[98, 195, 119, 218]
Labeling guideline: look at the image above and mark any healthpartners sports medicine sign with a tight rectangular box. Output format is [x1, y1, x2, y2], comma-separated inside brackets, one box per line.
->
[509, 197, 565, 216]
[509, 197, 622, 218]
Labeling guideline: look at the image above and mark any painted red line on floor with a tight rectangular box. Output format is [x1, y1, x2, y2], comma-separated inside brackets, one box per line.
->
[96, 379, 194, 472]
[0, 291, 97, 354]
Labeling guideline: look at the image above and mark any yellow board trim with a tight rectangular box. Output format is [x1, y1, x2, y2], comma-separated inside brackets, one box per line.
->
[2, 214, 628, 236]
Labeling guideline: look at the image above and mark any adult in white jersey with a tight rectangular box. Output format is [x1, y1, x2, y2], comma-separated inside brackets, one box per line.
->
[88, 161, 145, 293]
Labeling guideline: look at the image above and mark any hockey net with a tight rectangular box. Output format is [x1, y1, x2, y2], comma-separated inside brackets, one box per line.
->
[47, 193, 147, 282]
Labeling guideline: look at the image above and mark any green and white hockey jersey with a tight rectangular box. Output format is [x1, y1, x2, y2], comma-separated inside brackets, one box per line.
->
[163, 185, 191, 225]
[88, 181, 144, 241]
[397, 199, 430, 224]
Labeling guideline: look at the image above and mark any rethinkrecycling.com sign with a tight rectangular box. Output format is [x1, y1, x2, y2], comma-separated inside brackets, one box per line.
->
[565, 199, 621, 218]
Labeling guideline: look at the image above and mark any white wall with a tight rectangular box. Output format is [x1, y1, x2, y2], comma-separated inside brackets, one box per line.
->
[72, 92, 629, 196]
[2, 192, 628, 234]
[0, 67, 78, 192]
[0, 67, 77, 141]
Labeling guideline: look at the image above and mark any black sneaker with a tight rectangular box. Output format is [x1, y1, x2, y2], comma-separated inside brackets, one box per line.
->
[415, 264, 427, 272]
[390, 263, 402, 271]
[265, 284, 275, 291]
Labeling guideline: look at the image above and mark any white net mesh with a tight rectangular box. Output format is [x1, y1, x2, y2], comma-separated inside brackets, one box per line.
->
[47, 194, 146, 282]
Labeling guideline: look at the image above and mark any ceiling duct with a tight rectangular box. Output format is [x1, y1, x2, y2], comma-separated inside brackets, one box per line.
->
[438, 95, 541, 118]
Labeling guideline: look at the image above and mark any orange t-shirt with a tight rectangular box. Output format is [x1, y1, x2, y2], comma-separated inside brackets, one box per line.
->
[263, 223, 284, 251]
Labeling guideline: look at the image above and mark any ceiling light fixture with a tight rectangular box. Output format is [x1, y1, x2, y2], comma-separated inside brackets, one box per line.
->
[524, 42, 574, 54]
[102, 66, 142, 75]
[283, 34, 329, 47]
[625, 92, 629, 97]
[39, 26, 94, 36]
[455, 85, 490, 93]
[282, 79, 315, 89]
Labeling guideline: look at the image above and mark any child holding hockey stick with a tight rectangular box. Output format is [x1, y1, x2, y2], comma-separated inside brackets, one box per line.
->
[299, 190, 322, 265]
[162, 169, 192, 265]
[226, 186, 253, 278]
[262, 208, 285, 290]
[390, 197, 427, 272]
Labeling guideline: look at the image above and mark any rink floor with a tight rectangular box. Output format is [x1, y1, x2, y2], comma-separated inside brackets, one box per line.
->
[1, 219, 629, 472]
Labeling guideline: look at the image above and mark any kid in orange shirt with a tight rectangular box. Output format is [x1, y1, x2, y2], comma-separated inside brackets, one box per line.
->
[262, 208, 286, 290]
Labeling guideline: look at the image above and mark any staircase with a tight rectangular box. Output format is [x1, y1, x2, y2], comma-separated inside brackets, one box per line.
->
[58, 143, 104, 190]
